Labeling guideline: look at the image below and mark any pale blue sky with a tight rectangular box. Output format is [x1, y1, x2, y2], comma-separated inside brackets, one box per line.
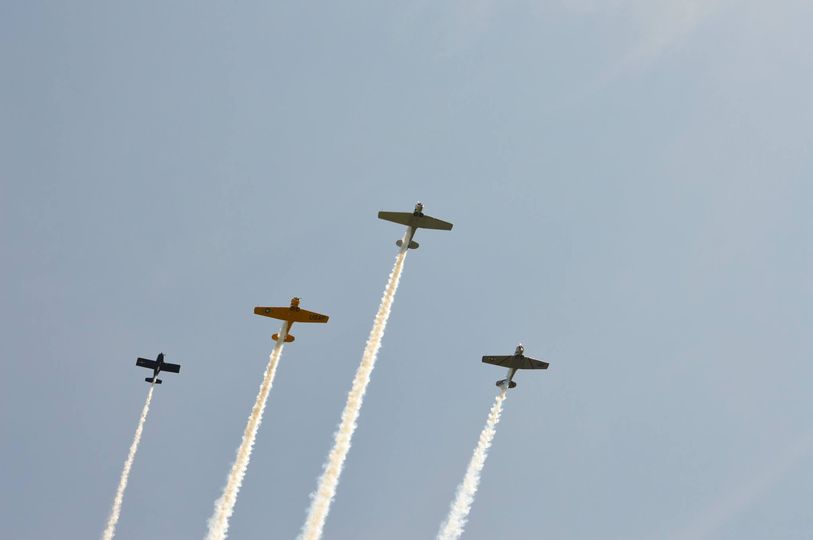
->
[2, 2, 812, 539]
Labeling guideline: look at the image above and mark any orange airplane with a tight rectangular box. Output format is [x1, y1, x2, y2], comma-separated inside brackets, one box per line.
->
[253, 297, 329, 342]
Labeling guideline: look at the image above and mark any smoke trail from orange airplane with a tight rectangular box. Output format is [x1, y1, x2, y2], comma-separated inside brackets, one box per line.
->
[206, 324, 288, 540]
[298, 242, 410, 540]
[437, 387, 508, 540]
[102, 381, 156, 540]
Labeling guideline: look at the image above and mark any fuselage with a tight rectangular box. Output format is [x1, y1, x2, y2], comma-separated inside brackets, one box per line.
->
[403, 205, 423, 245]
[153, 353, 164, 376]
[499, 345, 525, 388]
[405, 226, 416, 244]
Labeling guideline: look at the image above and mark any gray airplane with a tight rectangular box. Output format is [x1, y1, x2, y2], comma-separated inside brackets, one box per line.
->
[378, 202, 453, 249]
[482, 345, 549, 389]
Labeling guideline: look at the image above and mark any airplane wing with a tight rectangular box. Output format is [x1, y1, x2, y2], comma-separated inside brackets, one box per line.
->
[377, 212, 453, 231]
[254, 307, 290, 320]
[161, 362, 181, 373]
[253, 306, 329, 323]
[482, 355, 549, 370]
[288, 308, 329, 323]
[378, 211, 413, 227]
[136, 358, 158, 369]
[522, 356, 550, 370]
[415, 215, 453, 230]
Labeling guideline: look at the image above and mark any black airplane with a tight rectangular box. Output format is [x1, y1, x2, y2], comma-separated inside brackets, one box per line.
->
[135, 353, 181, 384]
[482, 344, 548, 389]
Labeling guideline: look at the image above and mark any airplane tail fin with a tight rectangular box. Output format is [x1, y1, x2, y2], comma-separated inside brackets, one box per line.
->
[395, 239, 419, 249]
[146, 378, 163, 384]
[272, 333, 295, 343]
[496, 379, 516, 389]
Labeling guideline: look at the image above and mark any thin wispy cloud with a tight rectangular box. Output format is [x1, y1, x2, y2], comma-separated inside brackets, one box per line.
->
[608, 0, 725, 73]
[671, 434, 813, 540]
[404, 0, 727, 78]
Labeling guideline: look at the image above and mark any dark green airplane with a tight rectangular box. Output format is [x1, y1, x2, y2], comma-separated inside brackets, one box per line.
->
[482, 345, 548, 389]
[378, 202, 453, 249]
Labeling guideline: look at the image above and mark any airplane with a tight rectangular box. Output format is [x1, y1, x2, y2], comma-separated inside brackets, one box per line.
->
[482, 344, 548, 389]
[378, 202, 453, 249]
[135, 353, 181, 384]
[253, 297, 329, 342]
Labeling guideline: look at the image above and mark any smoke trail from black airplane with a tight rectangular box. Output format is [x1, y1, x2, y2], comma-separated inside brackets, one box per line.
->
[102, 381, 156, 540]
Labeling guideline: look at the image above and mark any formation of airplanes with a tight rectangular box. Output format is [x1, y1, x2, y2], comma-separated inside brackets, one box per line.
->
[133, 204, 549, 388]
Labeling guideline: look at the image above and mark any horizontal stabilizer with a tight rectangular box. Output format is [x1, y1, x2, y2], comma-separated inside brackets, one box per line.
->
[272, 333, 295, 343]
[145, 378, 163, 384]
[496, 380, 517, 389]
[395, 239, 419, 249]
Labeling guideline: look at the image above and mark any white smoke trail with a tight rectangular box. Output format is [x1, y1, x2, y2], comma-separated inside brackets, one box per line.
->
[299, 242, 409, 540]
[102, 382, 157, 540]
[205, 323, 288, 540]
[437, 387, 508, 540]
